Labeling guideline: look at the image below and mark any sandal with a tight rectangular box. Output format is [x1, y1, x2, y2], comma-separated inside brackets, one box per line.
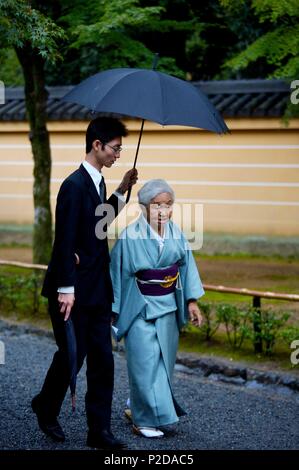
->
[132, 424, 164, 438]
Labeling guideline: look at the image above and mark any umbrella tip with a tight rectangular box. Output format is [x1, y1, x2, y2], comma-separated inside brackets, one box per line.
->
[71, 393, 76, 412]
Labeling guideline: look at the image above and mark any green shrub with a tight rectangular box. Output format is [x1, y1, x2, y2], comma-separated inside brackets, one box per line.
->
[0, 269, 47, 318]
[249, 308, 290, 355]
[198, 301, 220, 341]
[279, 325, 299, 347]
[216, 303, 251, 349]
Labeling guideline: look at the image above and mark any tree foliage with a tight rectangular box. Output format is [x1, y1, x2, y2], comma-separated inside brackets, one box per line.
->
[0, 0, 65, 60]
[220, 0, 299, 80]
[0, 48, 24, 85]
[2, 0, 298, 85]
[0, 0, 65, 263]
[44, 0, 189, 83]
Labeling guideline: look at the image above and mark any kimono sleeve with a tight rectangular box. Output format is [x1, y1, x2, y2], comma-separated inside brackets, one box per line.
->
[110, 238, 124, 315]
[180, 235, 205, 302]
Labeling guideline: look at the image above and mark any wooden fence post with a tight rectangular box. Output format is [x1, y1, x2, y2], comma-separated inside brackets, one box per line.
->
[253, 295, 263, 353]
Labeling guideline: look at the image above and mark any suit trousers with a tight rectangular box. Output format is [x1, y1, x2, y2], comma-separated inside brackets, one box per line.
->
[38, 299, 114, 433]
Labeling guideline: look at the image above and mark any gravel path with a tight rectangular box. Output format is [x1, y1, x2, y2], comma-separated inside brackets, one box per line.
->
[0, 324, 298, 451]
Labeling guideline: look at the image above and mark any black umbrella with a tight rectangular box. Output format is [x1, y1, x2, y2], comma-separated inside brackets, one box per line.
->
[64, 317, 77, 412]
[62, 60, 229, 201]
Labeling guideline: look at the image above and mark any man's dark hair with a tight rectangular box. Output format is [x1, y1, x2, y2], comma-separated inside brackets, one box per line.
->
[86, 117, 128, 153]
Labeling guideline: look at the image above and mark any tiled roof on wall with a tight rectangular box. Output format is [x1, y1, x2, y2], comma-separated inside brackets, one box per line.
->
[0, 79, 290, 121]
[195, 79, 290, 118]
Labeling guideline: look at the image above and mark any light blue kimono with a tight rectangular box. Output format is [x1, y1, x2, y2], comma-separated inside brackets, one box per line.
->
[110, 214, 204, 427]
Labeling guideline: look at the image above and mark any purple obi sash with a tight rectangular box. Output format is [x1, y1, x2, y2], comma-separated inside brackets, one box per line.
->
[136, 264, 179, 296]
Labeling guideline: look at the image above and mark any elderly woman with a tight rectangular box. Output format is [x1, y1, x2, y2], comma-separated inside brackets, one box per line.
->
[110, 179, 204, 438]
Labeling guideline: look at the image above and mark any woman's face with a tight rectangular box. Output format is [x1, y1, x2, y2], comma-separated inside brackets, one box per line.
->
[146, 192, 173, 228]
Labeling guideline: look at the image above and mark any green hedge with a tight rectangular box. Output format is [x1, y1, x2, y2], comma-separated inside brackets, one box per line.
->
[197, 301, 298, 356]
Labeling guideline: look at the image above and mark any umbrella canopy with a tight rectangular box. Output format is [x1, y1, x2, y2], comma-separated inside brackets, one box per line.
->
[64, 318, 77, 411]
[62, 66, 229, 201]
[62, 67, 228, 134]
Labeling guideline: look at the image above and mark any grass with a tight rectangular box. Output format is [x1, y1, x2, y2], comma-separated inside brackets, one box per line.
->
[202, 291, 298, 316]
[194, 250, 299, 262]
[195, 252, 299, 316]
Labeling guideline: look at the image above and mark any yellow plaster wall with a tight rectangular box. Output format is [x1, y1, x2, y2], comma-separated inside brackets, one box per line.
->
[0, 118, 298, 235]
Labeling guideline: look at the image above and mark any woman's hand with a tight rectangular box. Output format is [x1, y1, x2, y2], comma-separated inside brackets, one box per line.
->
[188, 301, 202, 327]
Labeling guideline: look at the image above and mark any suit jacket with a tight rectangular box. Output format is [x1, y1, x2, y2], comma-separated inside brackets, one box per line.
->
[42, 164, 125, 306]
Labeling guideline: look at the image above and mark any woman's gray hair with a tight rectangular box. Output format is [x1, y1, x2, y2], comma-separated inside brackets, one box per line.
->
[137, 179, 175, 207]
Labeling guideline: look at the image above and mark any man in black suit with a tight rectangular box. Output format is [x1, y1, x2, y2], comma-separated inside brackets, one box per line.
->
[31, 117, 138, 449]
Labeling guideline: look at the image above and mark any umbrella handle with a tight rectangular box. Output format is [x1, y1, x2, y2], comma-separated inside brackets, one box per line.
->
[126, 53, 159, 203]
[126, 119, 145, 203]
[126, 185, 132, 204]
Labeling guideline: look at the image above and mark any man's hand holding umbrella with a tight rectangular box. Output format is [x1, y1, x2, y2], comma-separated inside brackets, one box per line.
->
[115, 167, 138, 195]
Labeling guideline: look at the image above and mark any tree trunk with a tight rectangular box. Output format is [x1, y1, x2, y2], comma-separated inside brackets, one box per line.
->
[16, 46, 52, 264]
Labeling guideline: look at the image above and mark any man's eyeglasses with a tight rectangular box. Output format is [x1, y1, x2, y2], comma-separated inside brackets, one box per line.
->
[104, 143, 122, 154]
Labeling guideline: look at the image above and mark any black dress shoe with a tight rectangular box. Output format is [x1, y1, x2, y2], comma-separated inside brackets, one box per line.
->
[31, 395, 65, 442]
[87, 429, 126, 449]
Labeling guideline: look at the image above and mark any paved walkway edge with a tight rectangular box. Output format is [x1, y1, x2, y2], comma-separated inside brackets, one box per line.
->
[1, 318, 298, 393]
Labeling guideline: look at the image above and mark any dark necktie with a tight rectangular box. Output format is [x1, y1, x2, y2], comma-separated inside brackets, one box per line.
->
[99, 176, 105, 202]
